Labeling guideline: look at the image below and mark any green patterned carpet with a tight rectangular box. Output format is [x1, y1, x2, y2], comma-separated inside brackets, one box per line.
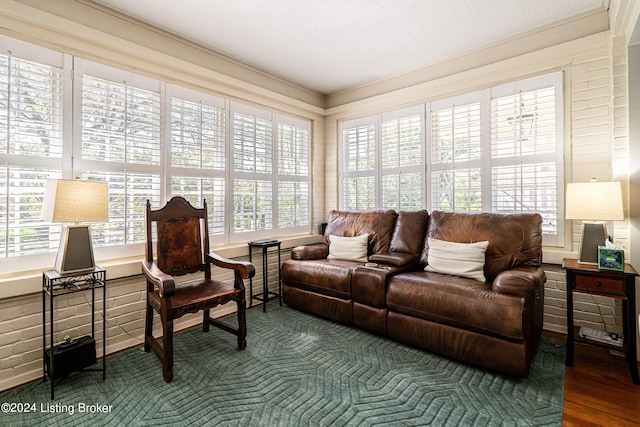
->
[2, 303, 565, 426]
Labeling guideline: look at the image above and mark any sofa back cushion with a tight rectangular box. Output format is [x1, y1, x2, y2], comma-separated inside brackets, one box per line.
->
[420, 211, 543, 282]
[324, 210, 397, 256]
[389, 210, 428, 257]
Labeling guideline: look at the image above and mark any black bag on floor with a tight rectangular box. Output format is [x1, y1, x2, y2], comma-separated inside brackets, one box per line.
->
[45, 335, 97, 379]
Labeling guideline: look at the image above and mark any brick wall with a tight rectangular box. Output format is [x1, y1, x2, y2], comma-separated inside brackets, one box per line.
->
[0, 2, 634, 394]
[0, 249, 288, 392]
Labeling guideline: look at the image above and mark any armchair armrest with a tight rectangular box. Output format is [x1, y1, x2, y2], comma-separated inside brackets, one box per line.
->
[141, 260, 176, 297]
[206, 252, 256, 280]
[492, 266, 546, 299]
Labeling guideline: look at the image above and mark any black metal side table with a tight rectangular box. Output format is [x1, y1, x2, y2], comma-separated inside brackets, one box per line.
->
[248, 240, 282, 312]
[42, 266, 107, 399]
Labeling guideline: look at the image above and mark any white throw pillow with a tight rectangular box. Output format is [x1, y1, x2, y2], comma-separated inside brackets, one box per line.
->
[327, 234, 369, 262]
[424, 238, 489, 282]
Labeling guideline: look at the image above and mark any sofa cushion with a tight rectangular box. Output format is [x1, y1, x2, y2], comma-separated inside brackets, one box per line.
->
[424, 238, 488, 282]
[387, 271, 525, 341]
[421, 211, 543, 282]
[324, 210, 397, 256]
[389, 210, 428, 256]
[327, 234, 369, 262]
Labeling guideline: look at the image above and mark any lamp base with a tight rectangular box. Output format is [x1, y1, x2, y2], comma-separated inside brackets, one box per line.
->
[577, 221, 607, 265]
[55, 225, 96, 274]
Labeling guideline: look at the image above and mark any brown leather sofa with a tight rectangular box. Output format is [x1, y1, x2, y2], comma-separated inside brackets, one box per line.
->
[281, 209, 545, 378]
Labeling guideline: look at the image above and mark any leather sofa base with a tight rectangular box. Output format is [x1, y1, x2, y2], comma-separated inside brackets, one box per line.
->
[283, 285, 353, 325]
[353, 303, 387, 335]
[387, 311, 530, 378]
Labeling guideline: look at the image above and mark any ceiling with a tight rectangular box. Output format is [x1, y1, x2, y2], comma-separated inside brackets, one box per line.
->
[94, 0, 606, 95]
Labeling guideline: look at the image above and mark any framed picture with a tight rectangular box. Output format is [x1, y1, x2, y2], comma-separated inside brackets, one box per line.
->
[597, 246, 624, 271]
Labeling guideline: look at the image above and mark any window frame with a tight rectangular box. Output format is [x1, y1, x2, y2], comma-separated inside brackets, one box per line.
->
[0, 33, 313, 274]
[339, 72, 564, 247]
[166, 84, 228, 244]
[0, 37, 67, 272]
[275, 113, 311, 235]
[74, 58, 163, 260]
[340, 114, 378, 211]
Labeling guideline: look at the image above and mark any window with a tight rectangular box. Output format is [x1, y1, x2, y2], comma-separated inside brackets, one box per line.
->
[339, 72, 564, 246]
[276, 115, 310, 233]
[341, 116, 377, 210]
[490, 74, 563, 245]
[381, 106, 423, 210]
[231, 103, 274, 240]
[430, 94, 482, 211]
[0, 34, 312, 272]
[341, 107, 424, 212]
[169, 86, 226, 239]
[0, 39, 64, 259]
[78, 60, 162, 248]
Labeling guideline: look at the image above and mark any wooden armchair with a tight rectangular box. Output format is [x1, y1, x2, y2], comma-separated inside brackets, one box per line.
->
[142, 196, 255, 382]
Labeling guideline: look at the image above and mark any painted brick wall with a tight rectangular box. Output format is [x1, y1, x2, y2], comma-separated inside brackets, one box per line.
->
[0, 14, 633, 395]
[0, 249, 288, 392]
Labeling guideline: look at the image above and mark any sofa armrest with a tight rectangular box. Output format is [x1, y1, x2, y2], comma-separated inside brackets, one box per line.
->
[368, 252, 417, 267]
[492, 266, 546, 298]
[291, 243, 329, 260]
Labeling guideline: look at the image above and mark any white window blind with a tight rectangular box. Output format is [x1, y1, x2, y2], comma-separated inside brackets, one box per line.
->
[491, 73, 563, 244]
[0, 34, 313, 268]
[233, 107, 273, 175]
[233, 179, 272, 233]
[231, 102, 274, 239]
[381, 106, 424, 210]
[171, 96, 225, 170]
[81, 75, 160, 165]
[79, 60, 162, 248]
[339, 72, 564, 246]
[172, 176, 226, 235]
[0, 167, 62, 257]
[0, 42, 64, 258]
[84, 171, 160, 246]
[169, 88, 227, 238]
[277, 115, 310, 232]
[341, 116, 377, 210]
[430, 94, 482, 212]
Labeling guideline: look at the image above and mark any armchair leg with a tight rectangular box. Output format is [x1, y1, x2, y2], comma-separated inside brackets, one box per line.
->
[203, 309, 210, 332]
[162, 319, 174, 383]
[237, 298, 247, 350]
[144, 301, 153, 353]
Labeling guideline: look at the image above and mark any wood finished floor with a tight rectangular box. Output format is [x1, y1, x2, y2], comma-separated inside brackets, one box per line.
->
[543, 331, 640, 426]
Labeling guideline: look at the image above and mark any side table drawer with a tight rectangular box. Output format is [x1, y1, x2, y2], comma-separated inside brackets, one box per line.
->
[574, 274, 625, 296]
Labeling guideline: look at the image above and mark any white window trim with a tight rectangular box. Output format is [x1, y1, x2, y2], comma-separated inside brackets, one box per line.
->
[339, 72, 564, 247]
[0, 32, 313, 275]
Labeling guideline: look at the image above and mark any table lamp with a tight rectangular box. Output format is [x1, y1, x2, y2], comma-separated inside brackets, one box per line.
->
[565, 181, 624, 264]
[42, 179, 109, 274]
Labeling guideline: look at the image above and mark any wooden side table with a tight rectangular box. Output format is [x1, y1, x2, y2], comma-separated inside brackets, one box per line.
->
[562, 258, 639, 385]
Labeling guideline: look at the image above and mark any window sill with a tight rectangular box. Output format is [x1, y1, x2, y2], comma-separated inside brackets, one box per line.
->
[542, 248, 577, 265]
[0, 237, 569, 300]
[0, 234, 323, 300]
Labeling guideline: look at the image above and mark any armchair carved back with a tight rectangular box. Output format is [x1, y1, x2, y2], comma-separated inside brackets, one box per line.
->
[145, 196, 211, 278]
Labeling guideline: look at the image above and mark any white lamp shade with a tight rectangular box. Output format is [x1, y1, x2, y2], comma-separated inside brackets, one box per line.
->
[42, 179, 109, 223]
[565, 181, 624, 221]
